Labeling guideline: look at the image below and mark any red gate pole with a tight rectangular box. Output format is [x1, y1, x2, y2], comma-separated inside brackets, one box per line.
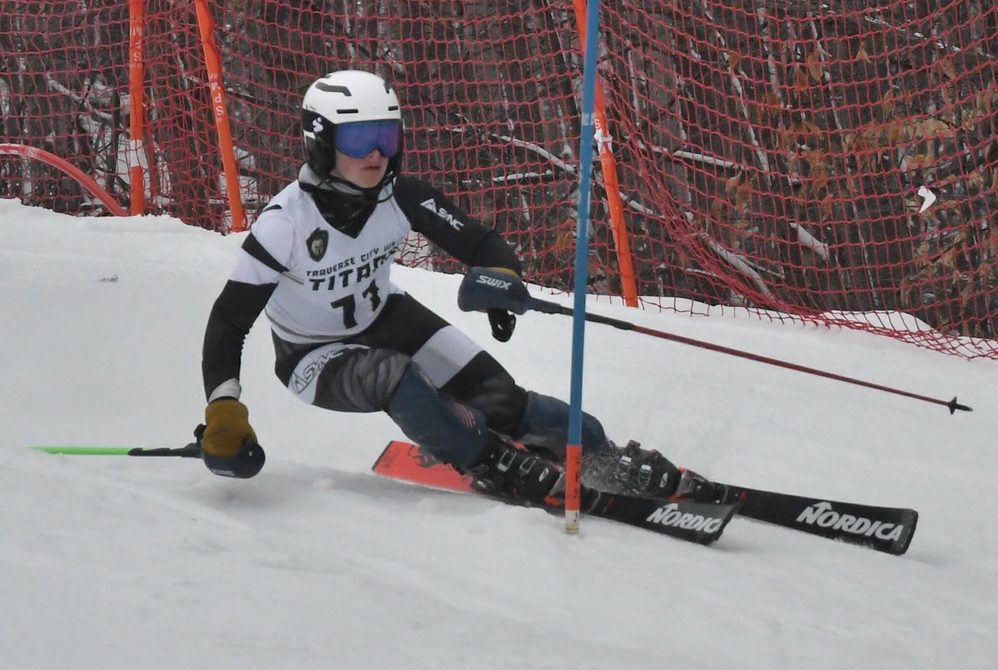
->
[128, 0, 145, 216]
[193, 0, 246, 232]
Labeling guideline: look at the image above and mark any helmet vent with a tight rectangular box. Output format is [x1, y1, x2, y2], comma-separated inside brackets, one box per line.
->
[315, 82, 351, 95]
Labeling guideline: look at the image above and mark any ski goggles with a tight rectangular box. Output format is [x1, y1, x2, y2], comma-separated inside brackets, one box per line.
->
[335, 120, 402, 159]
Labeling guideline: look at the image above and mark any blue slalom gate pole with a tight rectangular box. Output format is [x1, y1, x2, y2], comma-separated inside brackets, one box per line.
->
[565, 0, 603, 534]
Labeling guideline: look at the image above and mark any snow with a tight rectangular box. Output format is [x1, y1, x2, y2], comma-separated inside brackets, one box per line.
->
[2, 198, 997, 669]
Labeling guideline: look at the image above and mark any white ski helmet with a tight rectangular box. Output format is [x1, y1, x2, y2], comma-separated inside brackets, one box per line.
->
[301, 70, 404, 182]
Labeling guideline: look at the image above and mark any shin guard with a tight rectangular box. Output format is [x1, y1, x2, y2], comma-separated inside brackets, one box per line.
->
[386, 365, 488, 468]
[509, 391, 608, 461]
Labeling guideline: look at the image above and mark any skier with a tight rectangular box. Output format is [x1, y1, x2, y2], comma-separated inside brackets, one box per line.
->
[198, 69, 724, 506]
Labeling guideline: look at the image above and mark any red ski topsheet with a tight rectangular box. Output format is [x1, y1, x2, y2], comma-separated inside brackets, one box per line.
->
[372, 440, 475, 492]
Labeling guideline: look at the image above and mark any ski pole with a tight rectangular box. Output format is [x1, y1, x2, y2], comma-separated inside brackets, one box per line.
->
[456, 268, 972, 414]
[526, 295, 971, 414]
[32, 432, 265, 479]
[31, 444, 202, 457]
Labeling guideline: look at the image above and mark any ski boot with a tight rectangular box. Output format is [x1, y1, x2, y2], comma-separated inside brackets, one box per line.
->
[673, 467, 736, 504]
[589, 439, 733, 503]
[460, 434, 566, 507]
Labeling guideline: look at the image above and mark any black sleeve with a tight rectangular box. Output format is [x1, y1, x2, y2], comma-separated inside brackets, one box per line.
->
[201, 280, 277, 400]
[394, 176, 522, 276]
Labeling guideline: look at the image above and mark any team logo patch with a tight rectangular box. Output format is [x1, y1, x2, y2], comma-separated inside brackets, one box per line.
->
[307, 228, 329, 261]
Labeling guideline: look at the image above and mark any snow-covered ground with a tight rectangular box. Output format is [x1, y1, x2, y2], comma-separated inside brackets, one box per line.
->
[2, 198, 996, 669]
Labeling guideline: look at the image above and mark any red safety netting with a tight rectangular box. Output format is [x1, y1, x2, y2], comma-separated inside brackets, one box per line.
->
[3, 1, 998, 358]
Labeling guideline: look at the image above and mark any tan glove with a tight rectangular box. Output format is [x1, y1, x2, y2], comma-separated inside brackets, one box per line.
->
[202, 399, 257, 459]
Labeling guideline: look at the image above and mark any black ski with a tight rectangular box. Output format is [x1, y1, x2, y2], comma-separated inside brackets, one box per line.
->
[373, 440, 917, 555]
[722, 484, 918, 555]
[583, 491, 738, 545]
[373, 440, 738, 545]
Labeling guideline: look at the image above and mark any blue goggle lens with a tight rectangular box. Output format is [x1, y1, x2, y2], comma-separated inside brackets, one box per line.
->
[335, 120, 402, 158]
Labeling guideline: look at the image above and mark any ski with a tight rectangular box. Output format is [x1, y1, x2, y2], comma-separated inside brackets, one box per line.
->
[373, 441, 918, 555]
[721, 484, 918, 556]
[372, 440, 738, 545]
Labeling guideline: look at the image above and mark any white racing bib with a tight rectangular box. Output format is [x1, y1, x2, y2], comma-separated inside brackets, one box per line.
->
[232, 182, 409, 343]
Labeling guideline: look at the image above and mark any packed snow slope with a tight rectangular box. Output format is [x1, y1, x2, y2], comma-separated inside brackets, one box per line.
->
[2, 199, 996, 670]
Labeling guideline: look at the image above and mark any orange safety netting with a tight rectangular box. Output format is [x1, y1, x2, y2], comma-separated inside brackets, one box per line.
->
[3, 1, 998, 357]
